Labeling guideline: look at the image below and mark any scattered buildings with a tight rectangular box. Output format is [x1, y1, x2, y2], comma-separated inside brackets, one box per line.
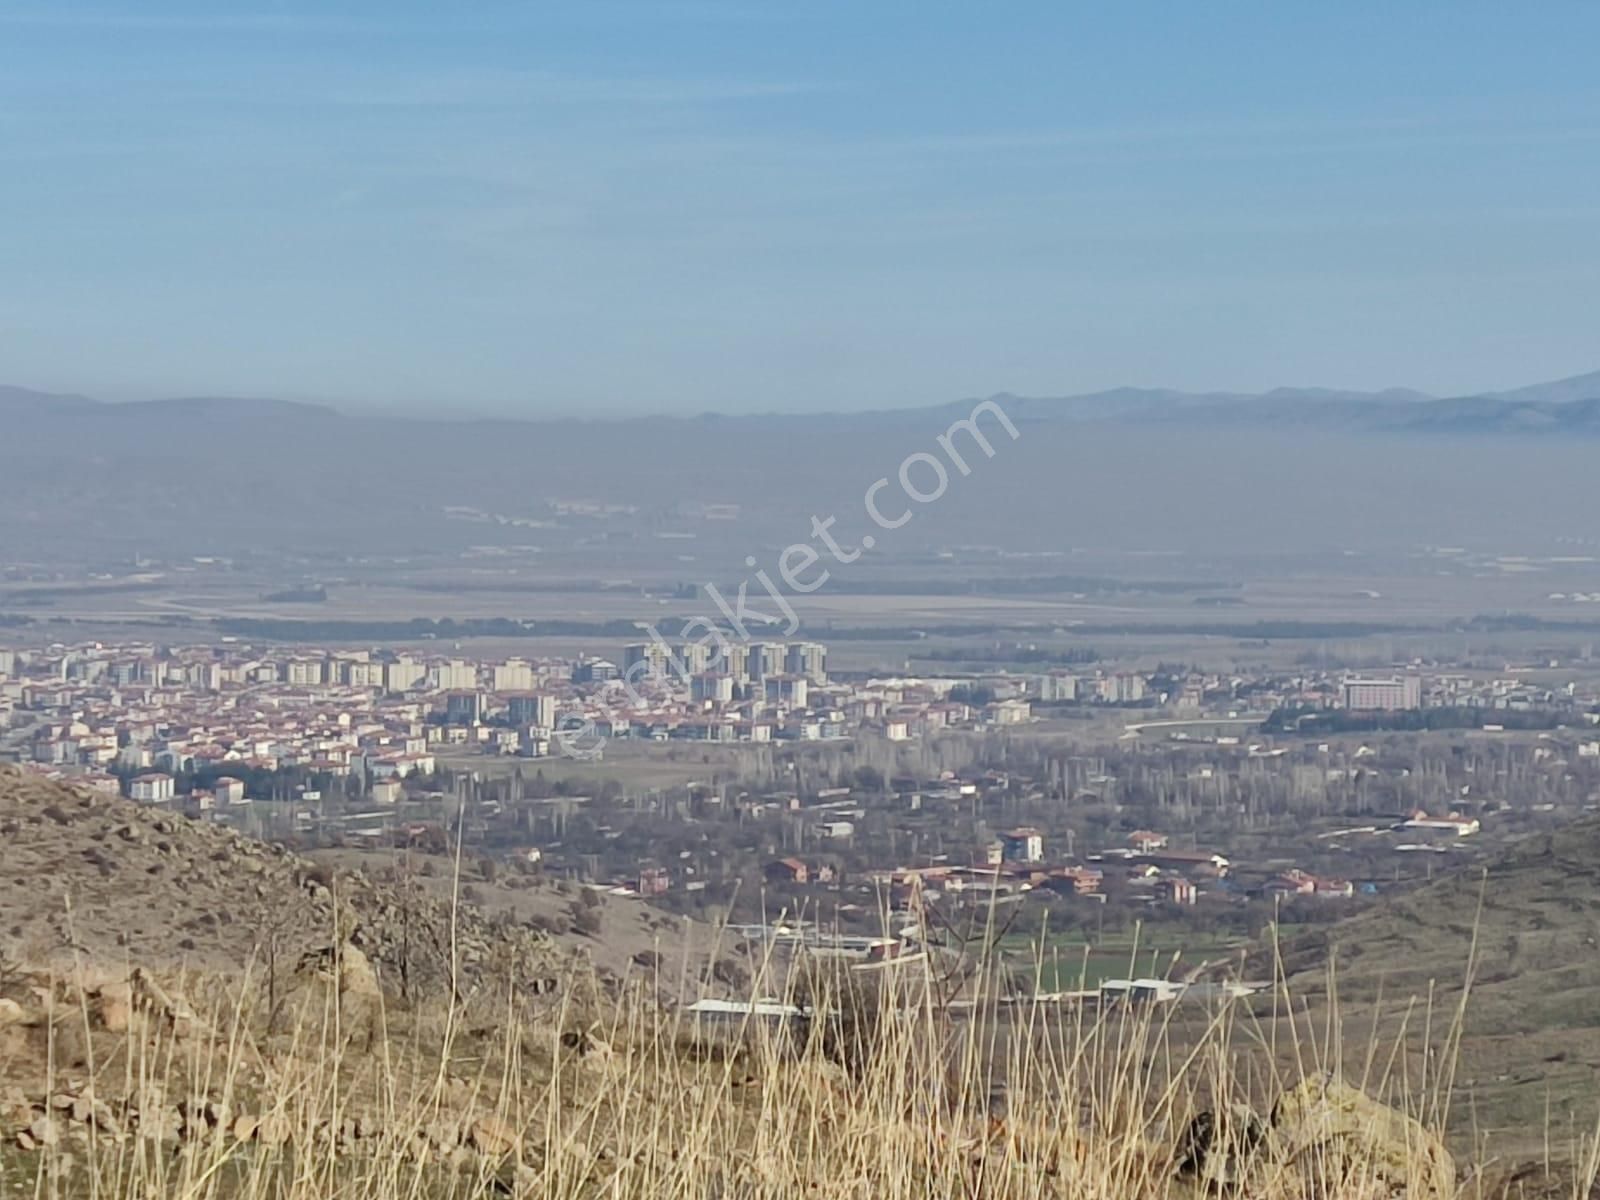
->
[128, 772, 175, 804]
[1000, 827, 1044, 863]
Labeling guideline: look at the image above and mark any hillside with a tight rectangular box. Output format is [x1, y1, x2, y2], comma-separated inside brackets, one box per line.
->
[1265, 813, 1600, 1150]
[0, 765, 710, 998]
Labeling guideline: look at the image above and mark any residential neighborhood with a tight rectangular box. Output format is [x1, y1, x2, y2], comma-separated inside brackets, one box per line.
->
[8, 633, 1595, 957]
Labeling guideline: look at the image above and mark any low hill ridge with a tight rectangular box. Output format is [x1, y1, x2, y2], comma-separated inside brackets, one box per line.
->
[1267, 812, 1600, 1147]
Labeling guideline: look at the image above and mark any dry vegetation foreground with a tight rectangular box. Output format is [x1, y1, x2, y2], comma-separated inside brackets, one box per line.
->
[2, 950, 1562, 1200]
[2, 765, 1599, 1200]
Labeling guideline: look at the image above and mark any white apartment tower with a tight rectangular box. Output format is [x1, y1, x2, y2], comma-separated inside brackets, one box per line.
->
[493, 659, 536, 693]
[747, 642, 786, 682]
[622, 641, 674, 680]
[785, 642, 828, 684]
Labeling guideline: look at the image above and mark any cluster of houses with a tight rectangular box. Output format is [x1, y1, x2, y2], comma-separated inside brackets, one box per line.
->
[752, 800, 1485, 920]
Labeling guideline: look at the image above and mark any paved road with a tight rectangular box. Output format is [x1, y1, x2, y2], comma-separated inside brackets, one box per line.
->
[1122, 715, 1268, 735]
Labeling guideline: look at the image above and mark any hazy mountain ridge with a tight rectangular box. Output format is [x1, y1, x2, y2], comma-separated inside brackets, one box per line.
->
[0, 384, 100, 414]
[4, 369, 1598, 433]
[959, 369, 1600, 433]
[4, 369, 1597, 563]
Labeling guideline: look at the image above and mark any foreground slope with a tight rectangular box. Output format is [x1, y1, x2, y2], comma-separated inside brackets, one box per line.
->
[1267, 813, 1600, 1147]
[0, 765, 707, 998]
[0, 768, 1588, 1198]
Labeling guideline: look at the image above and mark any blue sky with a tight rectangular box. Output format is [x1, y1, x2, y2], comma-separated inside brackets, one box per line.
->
[2, 1, 1598, 415]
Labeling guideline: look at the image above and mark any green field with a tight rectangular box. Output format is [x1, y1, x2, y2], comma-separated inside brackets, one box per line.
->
[999, 927, 1250, 994]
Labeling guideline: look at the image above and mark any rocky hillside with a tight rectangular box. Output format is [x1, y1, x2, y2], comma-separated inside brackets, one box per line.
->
[0, 764, 723, 1191]
[0, 765, 680, 1003]
[1264, 813, 1600, 1152]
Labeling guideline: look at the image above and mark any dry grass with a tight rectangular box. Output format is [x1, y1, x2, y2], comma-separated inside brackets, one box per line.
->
[2, 882, 1599, 1200]
[2, 933, 1597, 1200]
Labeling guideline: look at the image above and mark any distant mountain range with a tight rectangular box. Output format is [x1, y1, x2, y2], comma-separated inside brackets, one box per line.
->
[5, 369, 1600, 565]
[0, 385, 336, 422]
[4, 369, 1600, 434]
[0, 385, 100, 413]
[933, 368, 1600, 434]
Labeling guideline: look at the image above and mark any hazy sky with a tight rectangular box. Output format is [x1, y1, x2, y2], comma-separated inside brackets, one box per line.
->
[3, 1, 1598, 415]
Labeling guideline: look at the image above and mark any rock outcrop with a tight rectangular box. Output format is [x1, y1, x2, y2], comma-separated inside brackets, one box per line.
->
[1179, 1073, 1455, 1200]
